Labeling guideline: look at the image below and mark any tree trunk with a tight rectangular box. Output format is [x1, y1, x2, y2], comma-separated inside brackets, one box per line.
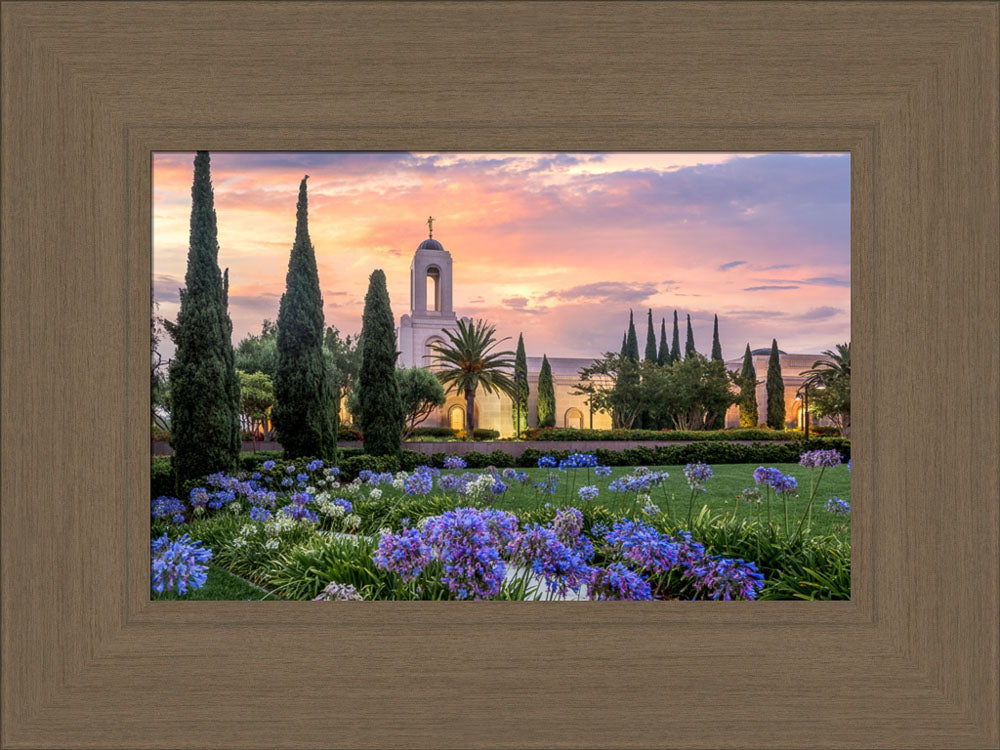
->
[465, 387, 476, 435]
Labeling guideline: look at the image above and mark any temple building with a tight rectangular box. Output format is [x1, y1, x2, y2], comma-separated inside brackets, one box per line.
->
[396, 224, 835, 437]
[396, 226, 612, 437]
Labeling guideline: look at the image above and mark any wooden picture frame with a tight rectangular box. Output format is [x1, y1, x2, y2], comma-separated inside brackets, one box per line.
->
[2, 2, 997, 747]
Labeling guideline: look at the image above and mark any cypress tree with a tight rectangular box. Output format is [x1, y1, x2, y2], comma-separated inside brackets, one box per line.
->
[644, 309, 658, 361]
[537, 354, 555, 428]
[711, 314, 723, 361]
[625, 310, 640, 362]
[765, 338, 786, 429]
[620, 331, 627, 358]
[670, 310, 681, 363]
[707, 314, 725, 429]
[512, 333, 529, 436]
[357, 269, 404, 455]
[168, 151, 241, 493]
[272, 176, 337, 460]
[657, 318, 668, 366]
[685, 314, 696, 358]
[738, 344, 759, 427]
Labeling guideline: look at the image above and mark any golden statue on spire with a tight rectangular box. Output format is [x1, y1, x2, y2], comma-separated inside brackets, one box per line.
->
[427, 215, 435, 238]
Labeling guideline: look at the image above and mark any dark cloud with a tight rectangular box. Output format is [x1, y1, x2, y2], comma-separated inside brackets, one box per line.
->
[152, 274, 182, 303]
[743, 285, 799, 291]
[796, 306, 842, 321]
[545, 281, 660, 304]
[502, 296, 530, 309]
[802, 276, 850, 287]
[718, 260, 746, 271]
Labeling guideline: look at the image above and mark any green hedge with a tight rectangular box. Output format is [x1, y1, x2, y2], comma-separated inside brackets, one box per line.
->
[521, 427, 832, 442]
[410, 426, 459, 438]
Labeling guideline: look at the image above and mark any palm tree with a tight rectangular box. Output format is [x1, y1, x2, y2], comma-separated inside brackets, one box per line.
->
[429, 318, 516, 434]
[800, 342, 851, 437]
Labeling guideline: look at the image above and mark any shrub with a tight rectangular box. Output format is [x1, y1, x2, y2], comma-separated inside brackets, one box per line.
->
[472, 428, 500, 440]
[521, 427, 809, 442]
[338, 425, 363, 441]
[151, 457, 174, 499]
[409, 426, 459, 439]
[339, 453, 400, 481]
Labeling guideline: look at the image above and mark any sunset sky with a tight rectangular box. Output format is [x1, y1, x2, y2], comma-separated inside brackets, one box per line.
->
[152, 151, 850, 362]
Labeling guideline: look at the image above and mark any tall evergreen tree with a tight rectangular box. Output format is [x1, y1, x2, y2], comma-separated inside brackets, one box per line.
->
[738, 344, 759, 427]
[537, 354, 556, 427]
[167, 151, 241, 492]
[272, 176, 337, 460]
[711, 315, 723, 361]
[357, 269, 404, 455]
[685, 314, 696, 358]
[707, 314, 726, 428]
[657, 317, 669, 365]
[670, 310, 681, 363]
[644, 309, 658, 361]
[512, 333, 529, 436]
[625, 310, 640, 362]
[620, 331, 627, 357]
[765, 338, 786, 429]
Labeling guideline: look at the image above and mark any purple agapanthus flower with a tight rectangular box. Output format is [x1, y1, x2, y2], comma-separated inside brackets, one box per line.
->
[587, 563, 653, 601]
[151, 533, 212, 596]
[799, 449, 843, 468]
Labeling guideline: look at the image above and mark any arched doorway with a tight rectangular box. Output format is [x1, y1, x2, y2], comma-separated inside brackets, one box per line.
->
[448, 405, 465, 432]
[564, 407, 584, 430]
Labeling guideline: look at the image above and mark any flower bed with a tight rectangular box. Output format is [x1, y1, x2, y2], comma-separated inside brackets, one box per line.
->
[150, 450, 851, 601]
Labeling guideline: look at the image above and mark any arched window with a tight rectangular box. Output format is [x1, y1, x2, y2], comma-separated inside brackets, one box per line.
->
[425, 336, 445, 369]
[448, 405, 465, 432]
[564, 407, 584, 430]
[426, 265, 441, 312]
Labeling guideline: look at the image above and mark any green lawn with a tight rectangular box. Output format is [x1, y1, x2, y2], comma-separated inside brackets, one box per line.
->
[483, 463, 852, 540]
[151, 563, 272, 601]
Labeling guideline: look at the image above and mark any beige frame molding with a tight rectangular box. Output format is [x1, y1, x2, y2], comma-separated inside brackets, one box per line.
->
[2, 3, 997, 748]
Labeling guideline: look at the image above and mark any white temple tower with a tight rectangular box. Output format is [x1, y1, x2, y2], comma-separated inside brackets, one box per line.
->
[397, 220, 461, 368]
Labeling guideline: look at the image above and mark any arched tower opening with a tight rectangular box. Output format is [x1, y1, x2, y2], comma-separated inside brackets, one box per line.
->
[426, 265, 441, 312]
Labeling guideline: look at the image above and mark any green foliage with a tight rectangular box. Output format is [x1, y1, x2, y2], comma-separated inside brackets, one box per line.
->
[625, 310, 640, 362]
[579, 352, 642, 429]
[736, 344, 760, 427]
[339, 453, 402, 480]
[669, 310, 681, 364]
[237, 370, 274, 438]
[710, 314, 723, 362]
[409, 426, 459, 438]
[267, 535, 457, 601]
[766, 338, 786, 429]
[646, 355, 735, 431]
[272, 177, 337, 460]
[537, 354, 556, 427]
[684, 314, 696, 358]
[167, 151, 241, 492]
[473, 428, 501, 440]
[396, 367, 447, 439]
[657, 317, 669, 366]
[521, 427, 810, 441]
[801, 342, 851, 438]
[151, 457, 174, 498]
[234, 320, 278, 378]
[430, 318, 516, 434]
[357, 269, 404, 456]
[512, 333, 529, 436]
[644, 309, 658, 362]
[151, 564, 270, 601]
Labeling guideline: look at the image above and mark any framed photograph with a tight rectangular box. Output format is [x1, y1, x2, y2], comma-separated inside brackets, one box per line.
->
[2, 3, 997, 748]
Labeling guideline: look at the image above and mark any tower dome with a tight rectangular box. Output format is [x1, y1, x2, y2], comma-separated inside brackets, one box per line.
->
[417, 237, 444, 251]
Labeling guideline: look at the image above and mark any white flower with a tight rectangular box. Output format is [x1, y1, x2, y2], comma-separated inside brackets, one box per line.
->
[264, 537, 279, 550]
[193, 506, 205, 516]
[369, 488, 383, 501]
[306, 486, 317, 495]
[392, 478, 406, 491]
[229, 502, 242, 514]
[344, 514, 362, 530]
[239, 524, 256, 536]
